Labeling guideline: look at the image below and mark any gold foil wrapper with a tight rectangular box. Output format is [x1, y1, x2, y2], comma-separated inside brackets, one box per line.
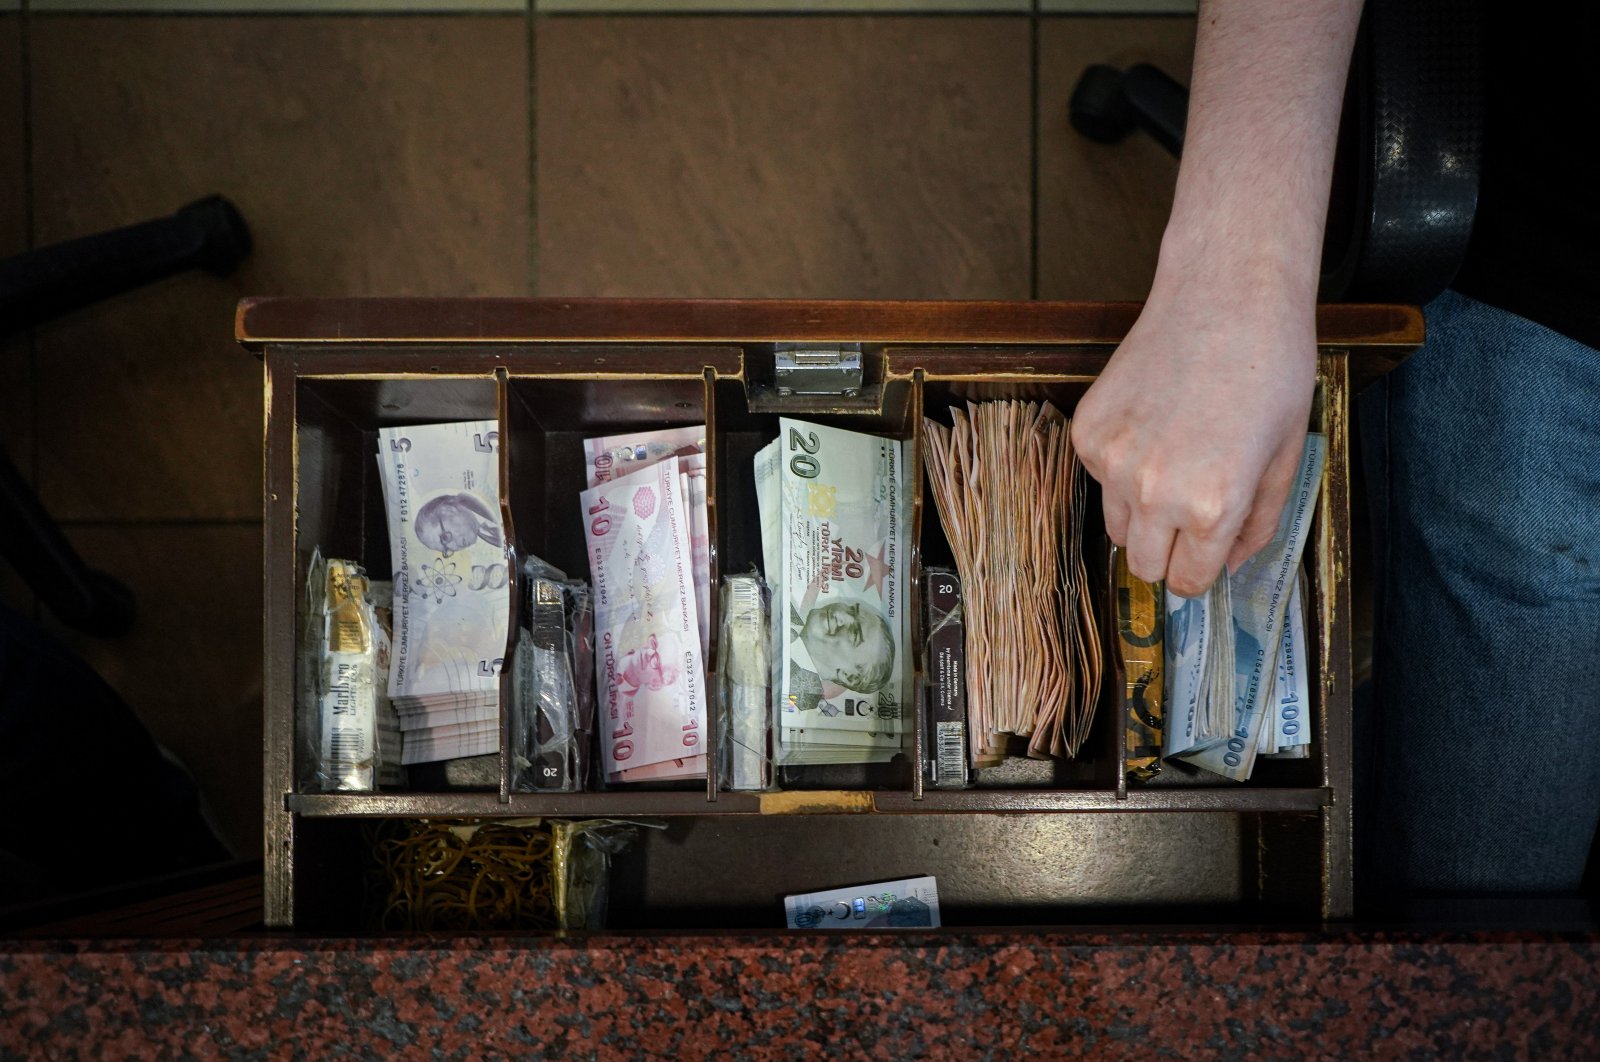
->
[1112, 545, 1164, 781]
[325, 559, 372, 655]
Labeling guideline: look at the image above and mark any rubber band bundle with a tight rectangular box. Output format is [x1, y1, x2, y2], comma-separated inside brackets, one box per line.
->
[365, 819, 557, 932]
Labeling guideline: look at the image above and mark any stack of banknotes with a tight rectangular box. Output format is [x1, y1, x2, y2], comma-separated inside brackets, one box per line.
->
[922, 401, 1103, 764]
[580, 425, 710, 783]
[376, 420, 509, 764]
[1162, 434, 1325, 780]
[366, 580, 408, 787]
[755, 419, 911, 765]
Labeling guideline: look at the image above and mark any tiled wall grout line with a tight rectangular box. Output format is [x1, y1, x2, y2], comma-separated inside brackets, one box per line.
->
[526, 0, 538, 296]
[51, 518, 267, 529]
[535, 9, 1032, 17]
[20, 1, 42, 625]
[1029, 0, 1040, 300]
[20, 8, 1184, 18]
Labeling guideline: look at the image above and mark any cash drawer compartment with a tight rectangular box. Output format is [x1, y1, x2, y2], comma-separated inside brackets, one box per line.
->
[245, 298, 1420, 930]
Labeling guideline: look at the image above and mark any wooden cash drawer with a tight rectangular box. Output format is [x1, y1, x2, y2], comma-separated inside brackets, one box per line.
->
[241, 298, 1421, 930]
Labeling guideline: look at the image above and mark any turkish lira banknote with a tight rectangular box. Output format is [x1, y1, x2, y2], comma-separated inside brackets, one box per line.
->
[376, 420, 510, 762]
[1263, 573, 1312, 759]
[585, 427, 709, 782]
[581, 456, 708, 778]
[585, 424, 705, 487]
[1172, 434, 1326, 781]
[770, 419, 910, 764]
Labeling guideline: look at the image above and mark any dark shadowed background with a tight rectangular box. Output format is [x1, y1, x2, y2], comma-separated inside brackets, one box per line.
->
[0, 1, 1195, 895]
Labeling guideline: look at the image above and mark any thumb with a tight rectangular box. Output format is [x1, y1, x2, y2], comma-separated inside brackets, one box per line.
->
[1225, 438, 1302, 571]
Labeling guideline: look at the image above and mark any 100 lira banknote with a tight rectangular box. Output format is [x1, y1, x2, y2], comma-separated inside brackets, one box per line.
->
[1173, 434, 1326, 781]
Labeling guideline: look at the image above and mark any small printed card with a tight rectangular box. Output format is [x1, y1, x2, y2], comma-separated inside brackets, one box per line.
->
[784, 876, 940, 930]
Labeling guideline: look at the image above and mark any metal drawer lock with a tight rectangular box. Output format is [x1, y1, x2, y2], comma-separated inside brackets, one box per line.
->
[773, 344, 865, 398]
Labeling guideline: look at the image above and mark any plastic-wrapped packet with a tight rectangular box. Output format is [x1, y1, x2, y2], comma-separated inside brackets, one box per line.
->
[567, 578, 596, 782]
[299, 550, 383, 792]
[551, 819, 661, 931]
[922, 568, 970, 789]
[511, 555, 595, 792]
[719, 574, 772, 791]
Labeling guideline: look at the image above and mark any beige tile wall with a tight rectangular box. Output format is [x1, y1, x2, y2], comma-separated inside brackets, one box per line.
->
[536, 16, 1033, 298]
[1037, 16, 1193, 299]
[19, 14, 531, 853]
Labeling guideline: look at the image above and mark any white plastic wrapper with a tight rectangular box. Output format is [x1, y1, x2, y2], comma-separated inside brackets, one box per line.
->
[719, 575, 772, 791]
[300, 551, 381, 792]
[511, 555, 594, 792]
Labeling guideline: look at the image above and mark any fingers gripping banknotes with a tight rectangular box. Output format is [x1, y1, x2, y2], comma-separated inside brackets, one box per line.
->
[1173, 434, 1326, 781]
[376, 421, 510, 729]
[777, 419, 910, 738]
[581, 457, 707, 776]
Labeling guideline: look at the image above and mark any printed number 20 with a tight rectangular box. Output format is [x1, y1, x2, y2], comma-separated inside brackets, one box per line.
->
[788, 427, 820, 479]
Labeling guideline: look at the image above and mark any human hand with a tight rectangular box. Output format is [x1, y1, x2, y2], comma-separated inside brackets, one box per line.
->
[1071, 272, 1318, 597]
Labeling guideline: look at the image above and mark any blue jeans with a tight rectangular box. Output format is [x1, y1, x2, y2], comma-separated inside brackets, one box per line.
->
[1359, 289, 1600, 897]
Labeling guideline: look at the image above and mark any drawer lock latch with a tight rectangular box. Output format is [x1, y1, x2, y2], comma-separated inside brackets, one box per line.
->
[773, 344, 864, 399]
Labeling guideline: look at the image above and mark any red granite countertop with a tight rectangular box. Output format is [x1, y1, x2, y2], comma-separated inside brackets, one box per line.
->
[5, 926, 1599, 1058]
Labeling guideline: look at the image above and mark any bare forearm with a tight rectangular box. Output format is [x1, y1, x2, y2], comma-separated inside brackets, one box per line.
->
[1159, 0, 1365, 309]
[1073, 0, 1367, 593]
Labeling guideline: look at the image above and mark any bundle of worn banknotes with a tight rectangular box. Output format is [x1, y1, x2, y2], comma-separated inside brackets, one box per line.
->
[1120, 434, 1326, 782]
[923, 401, 1103, 768]
[579, 418, 914, 778]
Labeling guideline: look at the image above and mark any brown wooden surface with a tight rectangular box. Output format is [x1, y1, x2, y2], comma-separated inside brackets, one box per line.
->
[257, 300, 1406, 927]
[285, 787, 1329, 818]
[17, 876, 263, 940]
[239, 297, 1423, 351]
[1318, 355, 1356, 919]
[263, 353, 298, 929]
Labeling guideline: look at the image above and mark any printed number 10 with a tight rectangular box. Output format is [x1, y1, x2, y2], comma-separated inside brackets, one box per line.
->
[588, 496, 612, 537]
